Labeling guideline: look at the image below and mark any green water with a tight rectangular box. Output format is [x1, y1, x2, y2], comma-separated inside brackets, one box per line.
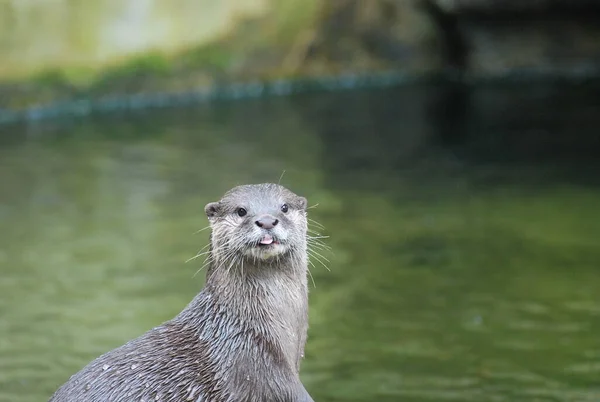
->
[0, 84, 599, 401]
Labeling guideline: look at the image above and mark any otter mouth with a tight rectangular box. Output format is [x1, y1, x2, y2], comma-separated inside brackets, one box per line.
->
[245, 234, 287, 259]
[257, 234, 280, 247]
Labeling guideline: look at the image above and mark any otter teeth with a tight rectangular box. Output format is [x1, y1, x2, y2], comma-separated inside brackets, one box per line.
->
[259, 234, 274, 245]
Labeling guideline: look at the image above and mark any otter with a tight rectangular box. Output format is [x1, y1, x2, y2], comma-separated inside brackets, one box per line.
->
[49, 183, 315, 402]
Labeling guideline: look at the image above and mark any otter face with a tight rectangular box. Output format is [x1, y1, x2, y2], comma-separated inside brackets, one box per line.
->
[205, 183, 307, 263]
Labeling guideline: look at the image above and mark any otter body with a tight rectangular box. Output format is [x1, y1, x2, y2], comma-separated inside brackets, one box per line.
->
[49, 184, 315, 402]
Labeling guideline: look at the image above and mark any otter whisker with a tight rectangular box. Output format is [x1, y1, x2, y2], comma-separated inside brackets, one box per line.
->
[307, 240, 331, 251]
[307, 248, 329, 264]
[305, 253, 318, 271]
[187, 253, 209, 266]
[226, 241, 245, 276]
[240, 254, 245, 278]
[307, 234, 328, 240]
[307, 256, 329, 273]
[308, 241, 330, 252]
[308, 244, 332, 255]
[307, 237, 331, 248]
[186, 254, 204, 264]
[307, 266, 316, 289]
[308, 248, 330, 264]
[186, 246, 212, 263]
[221, 246, 239, 274]
[308, 217, 325, 229]
[307, 229, 327, 238]
[278, 170, 286, 185]
[212, 243, 233, 272]
[193, 258, 213, 278]
[195, 245, 225, 278]
[193, 225, 212, 234]
[308, 246, 333, 262]
[307, 249, 330, 271]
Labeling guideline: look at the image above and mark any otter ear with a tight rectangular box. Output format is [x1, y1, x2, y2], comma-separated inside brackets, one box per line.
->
[297, 196, 308, 211]
[205, 202, 221, 219]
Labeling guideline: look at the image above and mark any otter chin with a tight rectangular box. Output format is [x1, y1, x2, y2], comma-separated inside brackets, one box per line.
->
[48, 183, 315, 402]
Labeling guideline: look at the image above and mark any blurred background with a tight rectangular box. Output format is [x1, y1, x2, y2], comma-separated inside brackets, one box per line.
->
[1, 1, 600, 401]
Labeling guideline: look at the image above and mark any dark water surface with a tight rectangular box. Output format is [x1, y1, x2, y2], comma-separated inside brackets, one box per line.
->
[1, 83, 600, 401]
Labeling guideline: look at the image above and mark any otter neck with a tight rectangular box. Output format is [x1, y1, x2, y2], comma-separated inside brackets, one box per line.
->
[206, 252, 309, 371]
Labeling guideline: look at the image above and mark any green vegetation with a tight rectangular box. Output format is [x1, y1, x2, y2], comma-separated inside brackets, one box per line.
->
[0, 0, 327, 111]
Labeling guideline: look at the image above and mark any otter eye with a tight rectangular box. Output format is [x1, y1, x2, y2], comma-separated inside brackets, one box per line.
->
[237, 208, 247, 217]
[281, 204, 289, 213]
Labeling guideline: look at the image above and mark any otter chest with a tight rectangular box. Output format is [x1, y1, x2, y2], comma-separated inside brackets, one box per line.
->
[256, 275, 307, 366]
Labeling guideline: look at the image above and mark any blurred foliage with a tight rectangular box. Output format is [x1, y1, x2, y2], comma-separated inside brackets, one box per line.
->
[0, 0, 438, 111]
[2, 0, 600, 112]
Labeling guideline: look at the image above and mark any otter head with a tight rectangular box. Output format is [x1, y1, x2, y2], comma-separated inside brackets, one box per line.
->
[205, 183, 308, 264]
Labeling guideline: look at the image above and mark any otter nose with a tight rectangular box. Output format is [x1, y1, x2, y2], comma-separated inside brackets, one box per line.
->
[255, 216, 279, 230]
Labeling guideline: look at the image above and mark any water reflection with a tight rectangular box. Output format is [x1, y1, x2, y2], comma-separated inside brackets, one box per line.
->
[0, 83, 599, 401]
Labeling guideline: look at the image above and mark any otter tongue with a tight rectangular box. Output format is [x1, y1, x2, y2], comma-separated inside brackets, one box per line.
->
[259, 234, 274, 245]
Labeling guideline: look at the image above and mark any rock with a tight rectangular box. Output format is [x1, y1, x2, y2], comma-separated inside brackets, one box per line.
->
[281, 0, 443, 74]
[432, 0, 600, 13]
[425, 0, 600, 76]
